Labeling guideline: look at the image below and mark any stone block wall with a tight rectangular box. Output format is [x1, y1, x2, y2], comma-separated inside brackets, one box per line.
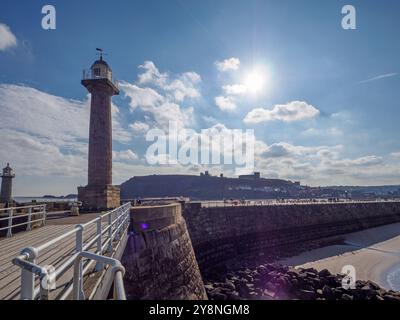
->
[78, 184, 120, 211]
[184, 202, 400, 273]
[121, 203, 207, 300]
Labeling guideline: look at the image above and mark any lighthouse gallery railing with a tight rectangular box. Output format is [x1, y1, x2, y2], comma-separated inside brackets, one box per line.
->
[82, 69, 119, 89]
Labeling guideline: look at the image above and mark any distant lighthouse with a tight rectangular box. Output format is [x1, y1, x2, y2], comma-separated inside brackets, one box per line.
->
[78, 50, 121, 211]
[0, 163, 15, 207]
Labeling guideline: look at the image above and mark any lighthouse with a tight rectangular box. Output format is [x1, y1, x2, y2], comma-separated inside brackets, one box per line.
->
[0, 163, 15, 207]
[78, 50, 121, 211]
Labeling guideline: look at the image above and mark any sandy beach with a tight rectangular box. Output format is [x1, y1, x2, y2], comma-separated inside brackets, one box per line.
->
[280, 222, 400, 291]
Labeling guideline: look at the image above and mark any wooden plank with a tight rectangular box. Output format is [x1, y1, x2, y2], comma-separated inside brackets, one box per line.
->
[0, 225, 76, 299]
[0, 221, 111, 300]
[0, 225, 69, 267]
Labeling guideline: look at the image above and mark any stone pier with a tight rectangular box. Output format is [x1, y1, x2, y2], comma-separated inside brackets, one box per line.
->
[121, 203, 207, 300]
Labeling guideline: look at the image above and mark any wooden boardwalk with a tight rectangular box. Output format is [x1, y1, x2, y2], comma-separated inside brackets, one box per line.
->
[0, 214, 106, 300]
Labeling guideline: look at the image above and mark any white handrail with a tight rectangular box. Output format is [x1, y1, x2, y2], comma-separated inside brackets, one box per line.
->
[73, 251, 126, 300]
[0, 204, 46, 237]
[0, 204, 46, 211]
[12, 202, 131, 300]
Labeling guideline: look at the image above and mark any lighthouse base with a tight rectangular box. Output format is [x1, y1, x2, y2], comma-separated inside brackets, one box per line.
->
[78, 185, 120, 212]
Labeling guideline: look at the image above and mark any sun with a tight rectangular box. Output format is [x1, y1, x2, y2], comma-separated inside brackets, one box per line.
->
[244, 71, 265, 94]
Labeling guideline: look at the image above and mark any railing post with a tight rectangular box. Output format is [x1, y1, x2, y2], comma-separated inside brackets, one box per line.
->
[115, 209, 123, 241]
[26, 207, 32, 231]
[119, 207, 124, 238]
[113, 270, 127, 300]
[39, 266, 53, 301]
[120, 208, 126, 237]
[20, 247, 38, 300]
[42, 205, 47, 226]
[73, 225, 85, 300]
[124, 206, 130, 230]
[6, 208, 13, 238]
[107, 211, 113, 254]
[114, 210, 120, 242]
[95, 218, 103, 271]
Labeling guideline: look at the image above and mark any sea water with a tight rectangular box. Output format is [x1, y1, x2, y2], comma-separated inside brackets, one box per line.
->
[14, 197, 76, 203]
[386, 264, 400, 292]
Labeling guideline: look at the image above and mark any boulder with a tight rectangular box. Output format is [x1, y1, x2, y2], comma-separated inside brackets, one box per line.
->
[383, 295, 400, 301]
[223, 281, 236, 291]
[212, 292, 227, 300]
[341, 294, 353, 300]
[299, 289, 316, 300]
[366, 280, 381, 291]
[318, 269, 331, 278]
[322, 285, 335, 300]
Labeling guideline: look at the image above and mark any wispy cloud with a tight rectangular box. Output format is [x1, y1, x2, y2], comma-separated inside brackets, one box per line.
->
[0, 23, 17, 51]
[120, 63, 197, 131]
[215, 96, 237, 112]
[136, 61, 201, 102]
[215, 57, 240, 72]
[244, 101, 320, 124]
[359, 73, 398, 84]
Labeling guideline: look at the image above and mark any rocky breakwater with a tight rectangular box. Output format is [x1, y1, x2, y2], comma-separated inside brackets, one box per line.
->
[205, 263, 400, 301]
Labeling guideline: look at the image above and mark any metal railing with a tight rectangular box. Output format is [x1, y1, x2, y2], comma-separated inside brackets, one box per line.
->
[82, 69, 119, 89]
[0, 204, 46, 237]
[12, 202, 131, 300]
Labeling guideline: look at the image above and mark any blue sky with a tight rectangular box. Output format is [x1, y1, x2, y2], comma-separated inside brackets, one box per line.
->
[0, 0, 400, 195]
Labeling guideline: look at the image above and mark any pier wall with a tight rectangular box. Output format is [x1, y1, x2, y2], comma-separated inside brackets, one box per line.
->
[121, 203, 207, 300]
[183, 202, 400, 274]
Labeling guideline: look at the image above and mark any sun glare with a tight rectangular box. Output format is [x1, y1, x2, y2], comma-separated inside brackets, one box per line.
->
[244, 71, 265, 94]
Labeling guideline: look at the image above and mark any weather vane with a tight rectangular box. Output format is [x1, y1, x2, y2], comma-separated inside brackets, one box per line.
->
[96, 48, 108, 60]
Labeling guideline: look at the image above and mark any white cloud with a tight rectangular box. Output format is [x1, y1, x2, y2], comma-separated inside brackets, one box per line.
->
[215, 58, 240, 72]
[138, 61, 168, 86]
[121, 62, 199, 131]
[164, 72, 201, 101]
[254, 141, 397, 186]
[0, 129, 86, 178]
[244, 101, 320, 124]
[202, 115, 218, 125]
[0, 23, 17, 51]
[113, 149, 138, 162]
[223, 84, 247, 95]
[130, 121, 150, 134]
[136, 61, 201, 102]
[0, 84, 132, 184]
[111, 104, 133, 143]
[0, 84, 89, 145]
[390, 152, 400, 159]
[120, 82, 164, 111]
[326, 155, 384, 168]
[258, 142, 343, 160]
[215, 96, 236, 112]
[302, 127, 343, 137]
[145, 102, 194, 130]
[121, 84, 194, 130]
